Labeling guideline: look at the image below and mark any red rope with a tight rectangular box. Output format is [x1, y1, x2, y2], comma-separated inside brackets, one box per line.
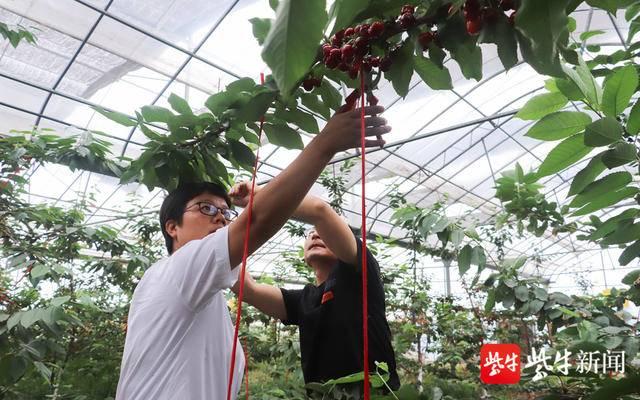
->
[226, 73, 265, 400]
[359, 71, 370, 400]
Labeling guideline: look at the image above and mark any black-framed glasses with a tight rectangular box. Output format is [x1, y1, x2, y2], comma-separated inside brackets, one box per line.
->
[185, 202, 238, 221]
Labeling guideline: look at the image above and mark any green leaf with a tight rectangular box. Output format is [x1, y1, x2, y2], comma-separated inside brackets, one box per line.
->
[601, 142, 637, 168]
[300, 93, 331, 120]
[568, 154, 606, 196]
[515, 0, 570, 77]
[537, 133, 592, 178]
[478, 14, 518, 70]
[413, 55, 453, 90]
[587, 209, 639, 241]
[385, 42, 414, 98]
[141, 106, 174, 123]
[438, 14, 483, 81]
[580, 30, 606, 41]
[562, 59, 603, 108]
[569, 172, 633, 208]
[584, 117, 623, 147]
[515, 286, 529, 302]
[525, 111, 591, 141]
[602, 65, 639, 117]
[235, 90, 276, 123]
[93, 107, 137, 127]
[7, 313, 21, 331]
[228, 140, 256, 169]
[263, 123, 304, 149]
[51, 296, 70, 307]
[262, 0, 327, 96]
[628, 99, 640, 135]
[572, 187, 639, 216]
[20, 309, 40, 328]
[588, 374, 640, 400]
[626, 2, 640, 20]
[516, 92, 568, 120]
[30, 264, 49, 279]
[585, 0, 627, 14]
[551, 292, 573, 305]
[601, 221, 640, 245]
[274, 108, 319, 134]
[316, 80, 342, 112]
[330, 0, 370, 35]
[458, 245, 472, 275]
[249, 18, 272, 46]
[485, 289, 496, 313]
[622, 269, 640, 285]
[167, 93, 193, 115]
[555, 78, 584, 101]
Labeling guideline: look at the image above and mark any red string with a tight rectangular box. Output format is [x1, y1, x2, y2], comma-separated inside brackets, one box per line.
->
[359, 71, 370, 400]
[226, 73, 265, 400]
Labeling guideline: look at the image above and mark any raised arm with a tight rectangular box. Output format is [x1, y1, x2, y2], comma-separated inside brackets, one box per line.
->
[226, 106, 388, 268]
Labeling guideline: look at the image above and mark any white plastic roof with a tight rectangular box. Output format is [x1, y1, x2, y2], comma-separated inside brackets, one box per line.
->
[1, 0, 636, 297]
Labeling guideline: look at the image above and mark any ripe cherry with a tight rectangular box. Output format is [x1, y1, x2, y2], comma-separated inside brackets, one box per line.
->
[331, 35, 342, 46]
[399, 12, 416, 29]
[466, 19, 482, 35]
[335, 29, 345, 41]
[418, 31, 434, 49]
[322, 44, 332, 58]
[341, 44, 355, 62]
[379, 57, 392, 72]
[369, 21, 385, 37]
[401, 4, 415, 14]
[302, 79, 315, 91]
[338, 62, 350, 72]
[370, 56, 380, 67]
[345, 27, 355, 37]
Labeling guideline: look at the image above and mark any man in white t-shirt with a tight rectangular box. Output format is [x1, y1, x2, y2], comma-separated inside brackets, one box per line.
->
[115, 105, 390, 400]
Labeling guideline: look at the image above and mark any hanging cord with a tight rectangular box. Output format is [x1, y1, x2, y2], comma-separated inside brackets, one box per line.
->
[226, 73, 266, 400]
[359, 71, 370, 400]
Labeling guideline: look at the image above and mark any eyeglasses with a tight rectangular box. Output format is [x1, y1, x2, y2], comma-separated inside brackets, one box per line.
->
[185, 202, 238, 221]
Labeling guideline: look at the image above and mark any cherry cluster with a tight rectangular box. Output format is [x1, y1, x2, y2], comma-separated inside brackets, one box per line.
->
[460, 0, 518, 36]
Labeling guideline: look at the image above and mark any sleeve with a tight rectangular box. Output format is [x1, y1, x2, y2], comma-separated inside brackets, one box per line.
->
[165, 226, 239, 311]
[279, 287, 303, 326]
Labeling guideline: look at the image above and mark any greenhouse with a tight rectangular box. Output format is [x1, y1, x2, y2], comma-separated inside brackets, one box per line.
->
[1, 0, 639, 399]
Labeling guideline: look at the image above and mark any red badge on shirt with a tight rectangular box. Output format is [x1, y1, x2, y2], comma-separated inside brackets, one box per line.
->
[321, 291, 334, 304]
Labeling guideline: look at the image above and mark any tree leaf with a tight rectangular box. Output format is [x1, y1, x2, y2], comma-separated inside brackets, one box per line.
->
[316, 80, 343, 112]
[478, 13, 518, 70]
[568, 154, 606, 196]
[93, 107, 137, 127]
[262, 0, 327, 96]
[300, 93, 331, 119]
[525, 111, 591, 141]
[584, 117, 623, 147]
[569, 172, 633, 208]
[51, 296, 70, 307]
[485, 289, 496, 313]
[537, 133, 592, 178]
[263, 123, 304, 149]
[572, 187, 639, 216]
[601, 221, 640, 245]
[274, 108, 319, 134]
[628, 99, 640, 135]
[579, 30, 606, 41]
[228, 140, 256, 170]
[562, 59, 603, 108]
[515, 0, 570, 77]
[601, 142, 637, 168]
[385, 41, 415, 98]
[602, 65, 639, 117]
[586, 0, 628, 14]
[167, 93, 193, 115]
[458, 245, 472, 275]
[235, 90, 276, 123]
[515, 286, 529, 302]
[141, 106, 175, 123]
[413, 55, 453, 90]
[622, 269, 640, 285]
[330, 0, 370, 35]
[516, 92, 568, 120]
[555, 78, 584, 101]
[249, 18, 272, 46]
[438, 14, 483, 81]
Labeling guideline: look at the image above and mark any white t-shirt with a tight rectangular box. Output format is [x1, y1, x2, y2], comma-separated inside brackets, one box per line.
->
[116, 226, 245, 400]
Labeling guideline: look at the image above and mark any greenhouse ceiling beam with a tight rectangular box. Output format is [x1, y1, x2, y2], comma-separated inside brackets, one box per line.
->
[34, 0, 116, 127]
[120, 0, 241, 156]
[72, 0, 241, 80]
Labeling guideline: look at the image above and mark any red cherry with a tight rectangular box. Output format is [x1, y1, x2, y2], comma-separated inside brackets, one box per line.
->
[325, 56, 339, 69]
[401, 4, 415, 14]
[418, 31, 434, 49]
[354, 25, 362, 34]
[359, 23, 371, 38]
[466, 19, 482, 35]
[369, 21, 385, 37]
[354, 36, 369, 51]
[344, 27, 355, 37]
[335, 29, 345, 41]
[379, 57, 392, 72]
[322, 44, 332, 58]
[338, 62, 350, 72]
[370, 56, 380, 67]
[329, 48, 341, 60]
[302, 79, 314, 91]
[341, 44, 355, 62]
[399, 13, 416, 29]
[331, 35, 342, 46]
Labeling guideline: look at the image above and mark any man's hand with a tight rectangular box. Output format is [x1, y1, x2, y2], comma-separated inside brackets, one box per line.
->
[229, 181, 261, 208]
[315, 105, 390, 156]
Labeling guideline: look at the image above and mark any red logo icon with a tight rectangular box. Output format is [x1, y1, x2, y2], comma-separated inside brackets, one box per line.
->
[480, 344, 521, 384]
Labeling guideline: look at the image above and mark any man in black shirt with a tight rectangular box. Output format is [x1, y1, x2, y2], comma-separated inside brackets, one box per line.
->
[229, 184, 400, 391]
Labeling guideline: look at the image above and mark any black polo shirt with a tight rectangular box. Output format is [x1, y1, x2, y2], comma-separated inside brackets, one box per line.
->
[280, 237, 400, 390]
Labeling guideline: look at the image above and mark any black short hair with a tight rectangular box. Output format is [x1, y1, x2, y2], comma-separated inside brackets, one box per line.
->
[159, 182, 231, 255]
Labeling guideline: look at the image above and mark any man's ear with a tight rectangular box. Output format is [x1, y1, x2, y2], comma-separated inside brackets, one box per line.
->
[165, 219, 179, 241]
